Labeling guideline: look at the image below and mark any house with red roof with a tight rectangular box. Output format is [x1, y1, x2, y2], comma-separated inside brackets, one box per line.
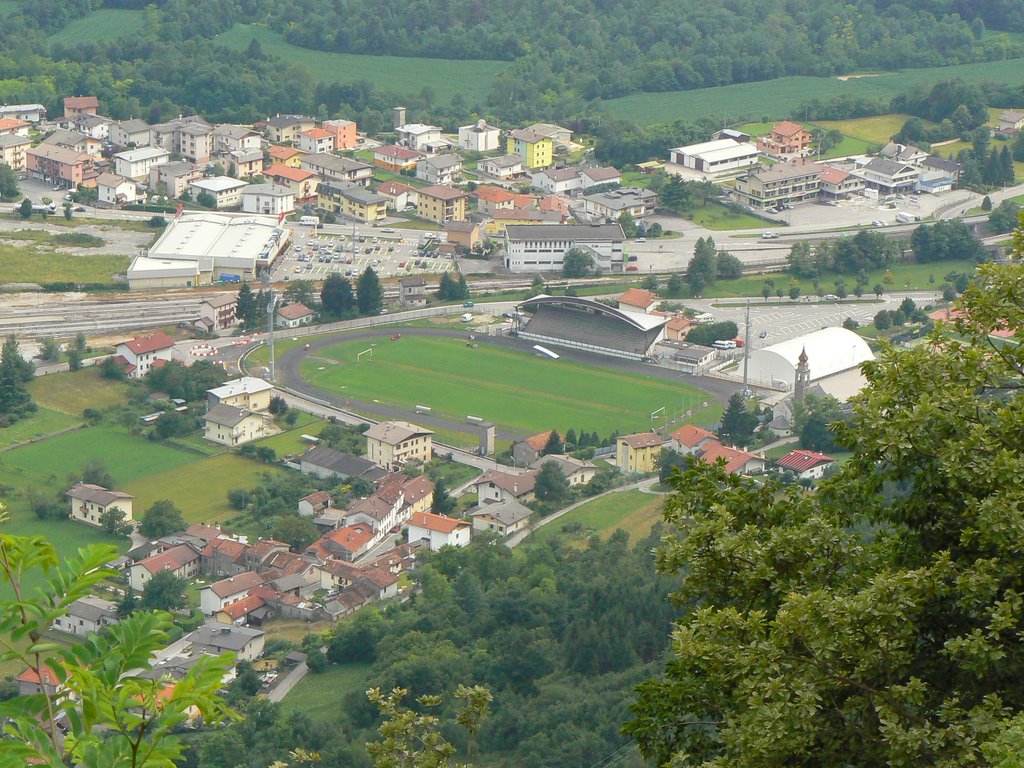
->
[201, 536, 250, 576]
[199, 571, 266, 615]
[264, 163, 319, 201]
[697, 441, 767, 475]
[373, 144, 425, 172]
[63, 95, 99, 118]
[298, 127, 336, 154]
[267, 145, 307, 167]
[215, 593, 269, 625]
[757, 121, 813, 156]
[407, 511, 471, 551]
[819, 166, 864, 200]
[275, 302, 315, 329]
[114, 331, 175, 379]
[670, 425, 718, 455]
[298, 491, 332, 518]
[306, 523, 376, 562]
[776, 449, 835, 480]
[129, 544, 201, 591]
[16, 665, 65, 697]
[377, 180, 418, 211]
[512, 430, 557, 466]
[618, 288, 660, 314]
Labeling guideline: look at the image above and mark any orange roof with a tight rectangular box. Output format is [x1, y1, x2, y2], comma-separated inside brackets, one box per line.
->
[523, 430, 555, 451]
[538, 195, 567, 213]
[671, 424, 717, 448]
[618, 288, 659, 309]
[267, 163, 317, 182]
[359, 565, 398, 589]
[776, 449, 835, 473]
[773, 121, 807, 137]
[510, 193, 539, 209]
[17, 666, 60, 686]
[120, 331, 174, 355]
[378, 180, 416, 196]
[64, 95, 99, 110]
[474, 185, 516, 203]
[268, 145, 305, 160]
[819, 167, 851, 184]
[302, 127, 334, 139]
[322, 524, 374, 552]
[666, 316, 693, 331]
[201, 537, 248, 560]
[219, 594, 267, 620]
[375, 144, 423, 161]
[277, 302, 314, 320]
[698, 441, 761, 474]
[0, 118, 28, 131]
[409, 511, 467, 534]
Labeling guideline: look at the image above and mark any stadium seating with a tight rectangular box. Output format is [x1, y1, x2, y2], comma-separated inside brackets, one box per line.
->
[521, 305, 655, 359]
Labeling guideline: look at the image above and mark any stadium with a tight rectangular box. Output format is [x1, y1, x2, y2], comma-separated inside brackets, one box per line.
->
[514, 295, 668, 361]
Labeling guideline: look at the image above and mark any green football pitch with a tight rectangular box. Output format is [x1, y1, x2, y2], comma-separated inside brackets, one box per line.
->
[300, 335, 720, 437]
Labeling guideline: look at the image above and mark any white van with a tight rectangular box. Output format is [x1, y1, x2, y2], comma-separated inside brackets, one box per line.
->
[711, 340, 737, 350]
[461, 313, 473, 323]
[299, 215, 320, 227]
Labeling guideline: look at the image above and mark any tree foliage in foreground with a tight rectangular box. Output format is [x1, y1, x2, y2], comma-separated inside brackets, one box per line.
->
[626, 231, 1024, 767]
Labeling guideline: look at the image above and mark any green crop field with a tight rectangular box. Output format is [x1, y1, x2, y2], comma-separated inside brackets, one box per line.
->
[282, 662, 374, 722]
[0, 243, 128, 285]
[214, 24, 507, 104]
[300, 335, 720, 437]
[603, 57, 1024, 126]
[47, 9, 147, 45]
[0, 407, 79, 450]
[528, 490, 665, 547]
[29, 368, 132, 415]
[816, 114, 924, 145]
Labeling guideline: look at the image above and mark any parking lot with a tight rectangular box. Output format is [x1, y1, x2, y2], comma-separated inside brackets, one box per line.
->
[269, 227, 458, 282]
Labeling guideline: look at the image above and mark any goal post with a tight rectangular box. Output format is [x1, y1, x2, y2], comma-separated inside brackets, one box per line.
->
[357, 347, 374, 363]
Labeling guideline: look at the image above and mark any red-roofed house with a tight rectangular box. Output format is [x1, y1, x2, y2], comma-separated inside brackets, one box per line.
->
[275, 302, 315, 329]
[670, 425, 718, 455]
[374, 144, 425, 172]
[512, 430, 556, 466]
[306, 523, 375, 562]
[201, 536, 250, 576]
[618, 288, 659, 314]
[64, 95, 99, 118]
[200, 571, 265, 614]
[0, 117, 30, 137]
[377, 180, 418, 211]
[265, 163, 319, 201]
[215, 593, 268, 625]
[663, 314, 694, 341]
[819, 166, 864, 199]
[16, 665, 64, 697]
[758, 121, 813, 156]
[776, 449, 835, 480]
[129, 544, 201, 591]
[115, 331, 175, 379]
[616, 432, 669, 473]
[298, 491, 332, 518]
[407, 511, 471, 550]
[697, 441, 767, 475]
[267, 145, 307, 167]
[474, 184, 518, 215]
[298, 127, 336, 154]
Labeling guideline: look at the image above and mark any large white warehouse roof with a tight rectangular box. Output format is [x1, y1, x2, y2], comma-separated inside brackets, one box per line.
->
[747, 327, 874, 388]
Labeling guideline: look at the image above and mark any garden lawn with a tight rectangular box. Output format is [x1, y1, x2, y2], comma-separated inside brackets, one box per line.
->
[123, 453, 284, 525]
[47, 8, 147, 45]
[281, 662, 374, 722]
[528, 490, 664, 546]
[302, 336, 719, 437]
[0, 407, 79, 450]
[680, 200, 777, 231]
[253, 414, 323, 456]
[28, 367, 131, 415]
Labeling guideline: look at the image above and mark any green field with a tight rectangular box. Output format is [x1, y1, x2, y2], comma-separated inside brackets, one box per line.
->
[214, 24, 507, 103]
[29, 368, 131, 415]
[301, 336, 719, 437]
[528, 490, 665, 546]
[282, 662, 373, 722]
[47, 8, 147, 45]
[683, 200, 778, 231]
[0, 243, 128, 285]
[734, 121, 873, 159]
[816, 114, 923, 146]
[0, 406, 79, 450]
[603, 57, 1024, 126]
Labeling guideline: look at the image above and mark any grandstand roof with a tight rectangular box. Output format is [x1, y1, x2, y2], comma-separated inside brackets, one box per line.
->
[521, 295, 666, 332]
[518, 296, 668, 360]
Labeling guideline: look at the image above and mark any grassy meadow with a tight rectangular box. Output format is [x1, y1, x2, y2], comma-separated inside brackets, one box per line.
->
[47, 8, 148, 45]
[528, 490, 665, 547]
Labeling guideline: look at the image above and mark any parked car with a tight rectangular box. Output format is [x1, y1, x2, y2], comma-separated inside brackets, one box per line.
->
[463, 301, 475, 308]
[626, 265, 639, 271]
[761, 231, 778, 239]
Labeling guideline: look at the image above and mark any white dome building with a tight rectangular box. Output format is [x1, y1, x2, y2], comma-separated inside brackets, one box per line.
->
[747, 327, 874, 397]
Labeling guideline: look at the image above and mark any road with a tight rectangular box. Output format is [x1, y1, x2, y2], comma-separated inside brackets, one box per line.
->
[266, 660, 308, 703]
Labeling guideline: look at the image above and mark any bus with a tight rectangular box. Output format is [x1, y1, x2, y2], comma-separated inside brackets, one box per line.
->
[299, 215, 320, 227]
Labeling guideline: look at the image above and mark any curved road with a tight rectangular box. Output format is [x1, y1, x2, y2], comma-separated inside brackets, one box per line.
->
[270, 326, 741, 443]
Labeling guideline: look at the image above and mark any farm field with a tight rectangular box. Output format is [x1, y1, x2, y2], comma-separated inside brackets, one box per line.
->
[603, 57, 1024, 126]
[528, 490, 665, 547]
[47, 8, 147, 45]
[29, 367, 132, 415]
[816, 114, 924, 145]
[0, 406, 79, 450]
[281, 662, 373, 722]
[300, 335, 720, 437]
[214, 24, 507, 104]
[0, 244, 128, 285]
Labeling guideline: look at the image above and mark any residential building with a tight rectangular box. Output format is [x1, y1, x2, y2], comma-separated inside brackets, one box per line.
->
[300, 445, 387, 482]
[530, 167, 582, 195]
[503, 223, 625, 273]
[16, 666, 63, 698]
[129, 544, 201, 591]
[661, 314, 693, 341]
[0, 103, 46, 122]
[150, 161, 202, 198]
[378, 473, 433, 517]
[579, 166, 622, 188]
[203, 403, 269, 446]
[917, 156, 961, 194]
[298, 491, 332, 518]
[0, 134, 31, 172]
[184, 623, 265, 663]
[618, 288, 659, 314]
[268, 145, 307, 167]
[241, 183, 295, 216]
[997, 109, 1024, 136]
[41, 128, 102, 157]
[776, 449, 835, 480]
[507, 128, 553, 170]
[265, 163, 320, 201]
[343, 494, 404, 536]
[66, 482, 134, 527]
[201, 536, 251, 577]
[265, 114, 316, 144]
[879, 142, 929, 166]
[733, 161, 823, 210]
[853, 157, 919, 195]
[322, 118, 358, 149]
[113, 147, 170, 181]
[207, 377, 273, 412]
[52, 595, 119, 636]
[474, 184, 521, 215]
[399, 276, 428, 307]
[669, 138, 761, 179]
[317, 181, 388, 223]
[445, 221, 482, 252]
[395, 123, 443, 152]
[529, 454, 597, 486]
[0, 117, 29, 137]
[470, 499, 532, 536]
[66, 113, 113, 140]
[211, 124, 261, 154]
[96, 172, 141, 207]
[298, 127, 337, 155]
[114, 332, 175, 379]
[276, 302, 315, 328]
[365, 420, 434, 470]
[189, 176, 247, 209]
[818, 167, 864, 200]
[512, 431, 555, 467]
[698, 441, 767, 475]
[220, 147, 264, 178]
[484, 208, 563, 234]
[417, 185, 468, 223]
[458, 119, 501, 152]
[198, 293, 238, 332]
[474, 470, 537, 504]
[407, 512, 471, 551]
[301, 153, 372, 186]
[373, 144, 424, 172]
[307, 524, 376, 562]
[377, 180, 418, 211]
[26, 144, 95, 189]
[199, 572, 265, 615]
[583, 186, 657, 221]
[151, 116, 215, 164]
[63, 95, 99, 118]
[670, 424, 718, 455]
[616, 432, 668, 473]
[109, 118, 152, 148]
[757, 121, 813, 156]
[526, 123, 573, 145]
[415, 153, 463, 185]
[478, 154, 525, 180]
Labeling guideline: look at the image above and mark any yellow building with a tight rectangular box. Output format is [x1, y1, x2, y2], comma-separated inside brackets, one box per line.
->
[507, 128, 554, 170]
[0, 134, 31, 172]
[616, 432, 667, 474]
[416, 184, 467, 223]
[318, 181, 389, 223]
[206, 377, 274, 413]
[365, 421, 434, 470]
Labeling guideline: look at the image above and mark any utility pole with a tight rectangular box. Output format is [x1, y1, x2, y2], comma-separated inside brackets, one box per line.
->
[742, 299, 751, 395]
[262, 269, 276, 382]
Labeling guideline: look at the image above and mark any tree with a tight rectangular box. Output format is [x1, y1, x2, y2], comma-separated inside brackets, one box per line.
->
[436, 271, 468, 300]
[666, 273, 684, 296]
[283, 279, 316, 307]
[432, 478, 456, 515]
[18, 198, 32, 219]
[236, 282, 258, 328]
[786, 240, 815, 278]
[686, 321, 739, 346]
[357, 266, 384, 315]
[717, 392, 757, 447]
[640, 274, 658, 291]
[793, 393, 843, 452]
[989, 200, 1022, 234]
[271, 515, 319, 551]
[39, 337, 61, 362]
[981, 195, 992, 211]
[63, 202, 73, 220]
[530, 275, 546, 295]
[533, 461, 570, 505]
[67, 348, 83, 371]
[0, 505, 232, 766]
[140, 568, 188, 612]
[321, 274, 356, 319]
[626, 248, 1024, 768]
[138, 499, 186, 538]
[98, 506, 132, 536]
[617, 211, 639, 238]
[196, 191, 217, 209]
[562, 248, 595, 278]
[686, 237, 717, 293]
[715, 251, 743, 280]
[74, 332, 87, 354]
[541, 430, 563, 456]
[0, 162, 19, 200]
[0, 334, 37, 425]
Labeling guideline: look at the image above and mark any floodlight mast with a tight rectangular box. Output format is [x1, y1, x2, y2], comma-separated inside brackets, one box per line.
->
[262, 269, 276, 382]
